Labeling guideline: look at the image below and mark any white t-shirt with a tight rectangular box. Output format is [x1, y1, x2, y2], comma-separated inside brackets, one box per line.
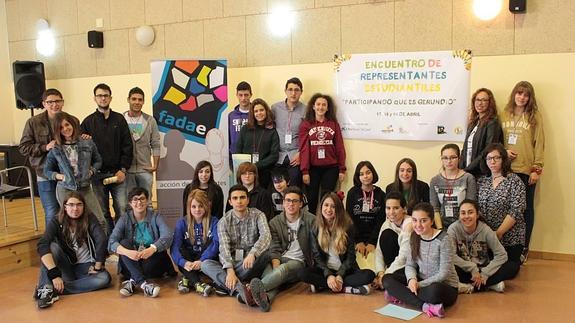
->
[466, 125, 478, 166]
[282, 218, 305, 262]
[326, 241, 342, 271]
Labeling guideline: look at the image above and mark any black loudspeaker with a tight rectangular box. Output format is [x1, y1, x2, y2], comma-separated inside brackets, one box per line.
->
[88, 30, 104, 48]
[12, 61, 45, 110]
[509, 0, 526, 13]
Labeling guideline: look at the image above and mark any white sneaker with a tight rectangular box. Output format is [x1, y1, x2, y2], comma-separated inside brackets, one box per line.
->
[488, 281, 505, 293]
[458, 282, 474, 294]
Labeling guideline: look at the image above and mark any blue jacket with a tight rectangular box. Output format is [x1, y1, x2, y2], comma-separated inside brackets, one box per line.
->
[108, 208, 173, 253]
[170, 216, 220, 268]
[44, 139, 102, 191]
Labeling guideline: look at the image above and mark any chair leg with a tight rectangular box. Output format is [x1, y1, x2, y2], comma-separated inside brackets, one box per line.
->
[2, 196, 7, 227]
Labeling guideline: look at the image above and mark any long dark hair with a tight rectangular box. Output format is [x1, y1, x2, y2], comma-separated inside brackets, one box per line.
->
[390, 158, 421, 212]
[352, 161, 379, 187]
[183, 160, 219, 216]
[304, 93, 338, 122]
[458, 199, 486, 223]
[409, 202, 435, 261]
[479, 143, 512, 176]
[247, 98, 274, 129]
[58, 191, 91, 247]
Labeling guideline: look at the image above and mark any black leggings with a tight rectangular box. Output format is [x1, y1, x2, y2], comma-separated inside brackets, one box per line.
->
[456, 259, 519, 290]
[379, 229, 400, 267]
[505, 244, 524, 265]
[298, 266, 375, 291]
[177, 246, 207, 285]
[383, 269, 458, 309]
[307, 165, 340, 214]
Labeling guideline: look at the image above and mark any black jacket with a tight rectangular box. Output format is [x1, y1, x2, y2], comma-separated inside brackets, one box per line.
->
[459, 117, 503, 176]
[311, 226, 358, 278]
[345, 186, 386, 245]
[385, 180, 430, 215]
[37, 214, 107, 264]
[81, 109, 133, 174]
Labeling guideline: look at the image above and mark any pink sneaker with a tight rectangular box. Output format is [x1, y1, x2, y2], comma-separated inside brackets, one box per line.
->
[422, 303, 445, 318]
[384, 291, 403, 305]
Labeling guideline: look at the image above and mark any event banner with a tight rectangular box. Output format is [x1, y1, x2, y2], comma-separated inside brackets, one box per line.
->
[151, 60, 229, 228]
[335, 50, 471, 141]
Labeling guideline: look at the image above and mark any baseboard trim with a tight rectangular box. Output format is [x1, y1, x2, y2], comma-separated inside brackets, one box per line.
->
[529, 251, 575, 262]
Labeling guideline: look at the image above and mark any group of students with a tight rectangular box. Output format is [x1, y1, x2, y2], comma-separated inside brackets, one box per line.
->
[33, 79, 544, 318]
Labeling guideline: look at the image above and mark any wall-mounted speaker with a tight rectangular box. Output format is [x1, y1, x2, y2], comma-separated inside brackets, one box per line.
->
[12, 61, 45, 110]
[509, 0, 526, 13]
[88, 30, 104, 48]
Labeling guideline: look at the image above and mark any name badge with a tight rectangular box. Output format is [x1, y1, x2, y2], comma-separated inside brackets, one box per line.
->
[362, 200, 371, 213]
[508, 133, 518, 145]
[445, 205, 454, 218]
[318, 148, 325, 159]
[285, 133, 292, 144]
[234, 249, 244, 262]
[252, 153, 259, 163]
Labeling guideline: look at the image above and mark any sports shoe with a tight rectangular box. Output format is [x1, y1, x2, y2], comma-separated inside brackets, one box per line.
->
[310, 284, 317, 293]
[422, 303, 445, 318]
[36, 285, 59, 308]
[250, 278, 271, 312]
[384, 290, 403, 305]
[195, 282, 214, 297]
[344, 285, 371, 295]
[214, 285, 229, 297]
[120, 279, 136, 297]
[141, 282, 160, 298]
[177, 278, 190, 294]
[488, 281, 505, 293]
[236, 283, 256, 306]
[458, 282, 474, 294]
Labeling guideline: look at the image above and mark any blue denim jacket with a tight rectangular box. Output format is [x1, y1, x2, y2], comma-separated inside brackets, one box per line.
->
[44, 139, 102, 191]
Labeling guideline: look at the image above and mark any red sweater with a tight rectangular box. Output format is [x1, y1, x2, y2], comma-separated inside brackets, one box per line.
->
[298, 119, 346, 175]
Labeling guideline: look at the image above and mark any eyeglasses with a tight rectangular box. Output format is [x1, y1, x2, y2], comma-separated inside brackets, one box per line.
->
[486, 156, 502, 162]
[65, 202, 84, 208]
[441, 156, 458, 161]
[131, 196, 147, 203]
[284, 198, 301, 204]
[95, 94, 111, 99]
[44, 99, 64, 105]
[474, 98, 489, 102]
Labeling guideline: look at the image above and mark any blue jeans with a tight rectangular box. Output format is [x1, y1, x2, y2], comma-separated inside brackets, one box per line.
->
[38, 242, 111, 294]
[37, 180, 60, 224]
[260, 258, 305, 301]
[92, 177, 127, 233]
[118, 251, 174, 285]
[126, 171, 154, 204]
[201, 251, 270, 294]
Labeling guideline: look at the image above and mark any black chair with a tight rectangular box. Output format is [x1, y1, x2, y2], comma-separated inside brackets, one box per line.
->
[0, 166, 38, 230]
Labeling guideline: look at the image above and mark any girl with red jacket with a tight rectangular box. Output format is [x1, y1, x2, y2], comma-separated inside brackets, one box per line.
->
[299, 93, 346, 214]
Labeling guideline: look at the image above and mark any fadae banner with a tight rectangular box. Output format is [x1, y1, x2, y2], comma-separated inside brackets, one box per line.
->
[335, 50, 471, 141]
[151, 60, 229, 228]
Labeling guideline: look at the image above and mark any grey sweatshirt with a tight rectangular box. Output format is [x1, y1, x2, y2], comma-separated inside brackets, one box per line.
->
[430, 172, 477, 228]
[405, 230, 459, 289]
[447, 220, 508, 279]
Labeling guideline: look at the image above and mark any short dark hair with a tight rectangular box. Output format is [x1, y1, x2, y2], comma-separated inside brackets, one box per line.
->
[128, 87, 145, 98]
[128, 187, 149, 201]
[236, 81, 252, 94]
[385, 191, 407, 208]
[283, 186, 303, 200]
[228, 184, 248, 198]
[42, 88, 63, 101]
[53, 112, 81, 145]
[93, 83, 112, 96]
[352, 161, 379, 187]
[271, 167, 289, 184]
[285, 77, 303, 91]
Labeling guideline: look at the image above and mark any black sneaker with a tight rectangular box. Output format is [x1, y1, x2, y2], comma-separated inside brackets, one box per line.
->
[36, 285, 59, 309]
[119, 279, 136, 297]
[213, 284, 229, 297]
[236, 283, 256, 306]
[250, 278, 271, 312]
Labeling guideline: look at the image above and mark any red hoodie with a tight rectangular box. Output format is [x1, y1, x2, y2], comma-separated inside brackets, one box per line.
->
[298, 119, 346, 175]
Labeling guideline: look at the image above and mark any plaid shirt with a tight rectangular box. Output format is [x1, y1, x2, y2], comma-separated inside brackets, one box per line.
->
[217, 207, 271, 269]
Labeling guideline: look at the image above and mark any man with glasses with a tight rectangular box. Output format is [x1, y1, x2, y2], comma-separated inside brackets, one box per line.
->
[81, 83, 133, 232]
[247, 186, 314, 312]
[271, 77, 306, 188]
[19, 88, 65, 224]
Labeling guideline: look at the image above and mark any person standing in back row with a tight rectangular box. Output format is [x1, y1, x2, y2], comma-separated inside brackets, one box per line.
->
[81, 83, 133, 233]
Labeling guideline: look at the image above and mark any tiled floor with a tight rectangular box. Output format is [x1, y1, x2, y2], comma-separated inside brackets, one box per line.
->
[1, 259, 573, 322]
